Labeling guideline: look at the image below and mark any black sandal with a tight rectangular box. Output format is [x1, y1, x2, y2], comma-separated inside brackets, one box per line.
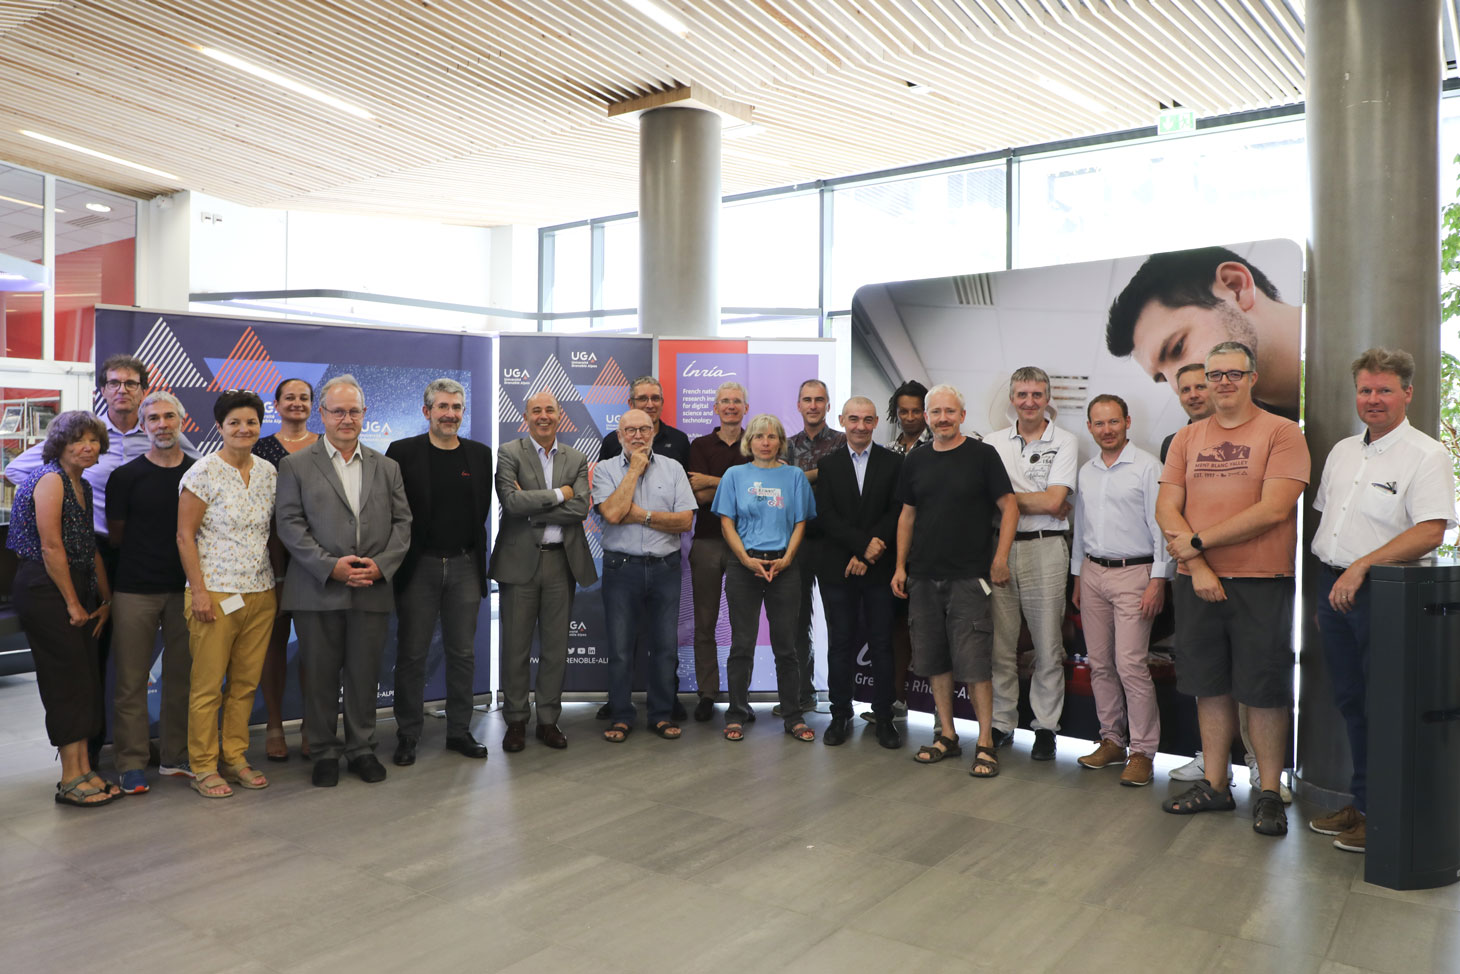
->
[651, 721, 681, 740]
[914, 734, 962, 764]
[969, 745, 999, 778]
[1252, 789, 1288, 835]
[1162, 779, 1237, 815]
[602, 722, 631, 743]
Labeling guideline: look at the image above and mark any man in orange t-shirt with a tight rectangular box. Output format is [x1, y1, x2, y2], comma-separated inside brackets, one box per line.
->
[1155, 341, 1309, 838]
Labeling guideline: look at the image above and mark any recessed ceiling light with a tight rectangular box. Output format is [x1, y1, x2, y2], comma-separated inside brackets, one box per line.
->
[199, 47, 375, 120]
[0, 193, 63, 213]
[21, 131, 181, 181]
[1035, 76, 1106, 115]
[85, 202, 112, 213]
[905, 81, 935, 95]
[622, 0, 689, 37]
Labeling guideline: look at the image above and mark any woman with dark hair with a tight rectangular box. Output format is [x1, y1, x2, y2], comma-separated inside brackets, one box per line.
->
[176, 391, 280, 798]
[7, 410, 118, 806]
[252, 377, 318, 761]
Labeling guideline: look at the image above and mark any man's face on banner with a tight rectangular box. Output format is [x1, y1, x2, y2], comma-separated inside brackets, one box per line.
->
[1131, 297, 1258, 396]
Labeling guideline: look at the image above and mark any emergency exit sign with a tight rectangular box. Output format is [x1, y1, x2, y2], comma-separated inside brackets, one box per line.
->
[1158, 107, 1196, 135]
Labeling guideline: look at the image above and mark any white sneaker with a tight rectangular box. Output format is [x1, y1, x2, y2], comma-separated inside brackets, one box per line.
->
[1248, 755, 1294, 804]
[1170, 752, 1205, 781]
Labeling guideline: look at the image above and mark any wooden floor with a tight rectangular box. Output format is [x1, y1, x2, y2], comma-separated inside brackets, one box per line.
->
[1, 673, 1457, 974]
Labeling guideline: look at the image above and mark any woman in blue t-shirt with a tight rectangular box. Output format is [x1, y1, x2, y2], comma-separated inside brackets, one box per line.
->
[711, 413, 817, 743]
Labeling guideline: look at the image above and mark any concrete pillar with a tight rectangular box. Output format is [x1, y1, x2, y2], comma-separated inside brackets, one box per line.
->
[639, 107, 720, 338]
[1301, 0, 1443, 804]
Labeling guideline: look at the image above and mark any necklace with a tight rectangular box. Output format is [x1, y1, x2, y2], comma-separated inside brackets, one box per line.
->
[278, 430, 313, 442]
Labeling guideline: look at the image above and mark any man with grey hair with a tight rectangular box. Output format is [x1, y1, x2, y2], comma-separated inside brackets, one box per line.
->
[1307, 347, 1456, 853]
[278, 374, 412, 787]
[1158, 341, 1308, 836]
[686, 380, 751, 721]
[599, 375, 691, 467]
[104, 390, 197, 792]
[386, 377, 494, 765]
[988, 365, 1079, 761]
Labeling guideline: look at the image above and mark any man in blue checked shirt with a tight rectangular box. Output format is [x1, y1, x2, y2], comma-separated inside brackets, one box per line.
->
[593, 408, 697, 743]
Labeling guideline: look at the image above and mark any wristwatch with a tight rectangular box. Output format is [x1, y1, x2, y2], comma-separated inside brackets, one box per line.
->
[643, 511, 654, 528]
[1190, 534, 1205, 552]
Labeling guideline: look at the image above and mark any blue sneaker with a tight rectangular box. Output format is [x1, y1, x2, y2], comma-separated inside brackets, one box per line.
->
[119, 769, 149, 794]
[158, 760, 193, 779]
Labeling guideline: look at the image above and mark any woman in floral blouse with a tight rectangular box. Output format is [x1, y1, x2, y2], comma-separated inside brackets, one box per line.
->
[177, 391, 281, 799]
[7, 411, 118, 807]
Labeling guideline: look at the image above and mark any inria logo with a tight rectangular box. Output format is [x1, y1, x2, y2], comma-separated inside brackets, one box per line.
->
[570, 352, 598, 365]
[682, 360, 732, 378]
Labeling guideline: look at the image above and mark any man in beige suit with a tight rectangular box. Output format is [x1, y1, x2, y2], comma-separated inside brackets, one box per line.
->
[490, 391, 597, 752]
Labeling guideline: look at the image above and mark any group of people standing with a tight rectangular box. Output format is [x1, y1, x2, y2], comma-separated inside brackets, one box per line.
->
[10, 340, 1453, 858]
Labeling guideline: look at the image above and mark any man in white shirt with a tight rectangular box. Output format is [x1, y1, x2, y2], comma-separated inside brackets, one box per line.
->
[1070, 395, 1173, 786]
[1308, 347, 1456, 854]
[988, 366, 1079, 760]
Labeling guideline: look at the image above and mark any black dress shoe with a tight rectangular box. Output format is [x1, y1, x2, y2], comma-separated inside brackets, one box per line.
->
[393, 737, 417, 767]
[444, 734, 488, 759]
[596, 702, 611, 720]
[347, 753, 388, 782]
[535, 723, 568, 749]
[311, 759, 339, 788]
[503, 721, 527, 752]
[1031, 729, 1057, 761]
[671, 697, 689, 722]
[823, 716, 852, 746]
[875, 718, 902, 750]
[693, 696, 716, 722]
[991, 727, 1014, 749]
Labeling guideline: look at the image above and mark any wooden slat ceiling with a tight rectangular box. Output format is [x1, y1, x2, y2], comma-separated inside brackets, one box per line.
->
[0, 0, 1427, 228]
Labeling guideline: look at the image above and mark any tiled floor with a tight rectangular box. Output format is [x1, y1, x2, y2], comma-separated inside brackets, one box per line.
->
[2, 673, 1457, 974]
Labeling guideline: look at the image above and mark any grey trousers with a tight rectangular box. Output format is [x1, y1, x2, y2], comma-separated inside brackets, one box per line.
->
[393, 553, 481, 741]
[499, 548, 574, 725]
[294, 608, 390, 761]
[110, 590, 191, 772]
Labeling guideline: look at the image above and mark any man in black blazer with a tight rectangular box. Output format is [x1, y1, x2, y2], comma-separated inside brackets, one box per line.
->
[386, 378, 494, 766]
[813, 396, 903, 749]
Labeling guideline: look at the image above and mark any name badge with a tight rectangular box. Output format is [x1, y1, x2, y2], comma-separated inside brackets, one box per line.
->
[219, 593, 246, 615]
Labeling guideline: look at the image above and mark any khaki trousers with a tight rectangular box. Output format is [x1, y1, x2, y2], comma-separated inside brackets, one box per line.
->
[185, 588, 276, 776]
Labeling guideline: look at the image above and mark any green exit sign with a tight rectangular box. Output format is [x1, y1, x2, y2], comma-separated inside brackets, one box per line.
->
[1158, 108, 1196, 135]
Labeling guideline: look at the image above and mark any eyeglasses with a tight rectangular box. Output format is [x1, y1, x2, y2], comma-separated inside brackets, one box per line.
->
[323, 407, 365, 419]
[103, 380, 142, 391]
[1204, 369, 1253, 383]
[619, 425, 654, 437]
[630, 394, 664, 404]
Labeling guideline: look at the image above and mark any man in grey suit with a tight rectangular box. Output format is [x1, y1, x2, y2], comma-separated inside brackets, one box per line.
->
[490, 390, 597, 752]
[277, 375, 412, 787]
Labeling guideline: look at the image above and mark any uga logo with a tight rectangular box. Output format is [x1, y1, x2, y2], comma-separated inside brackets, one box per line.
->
[570, 621, 589, 636]
[362, 420, 392, 436]
[503, 368, 530, 380]
[570, 352, 598, 364]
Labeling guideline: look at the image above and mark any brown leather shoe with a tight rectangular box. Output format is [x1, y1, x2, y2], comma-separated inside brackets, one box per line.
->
[502, 721, 527, 753]
[1078, 739, 1127, 770]
[1120, 751, 1154, 787]
[535, 723, 568, 749]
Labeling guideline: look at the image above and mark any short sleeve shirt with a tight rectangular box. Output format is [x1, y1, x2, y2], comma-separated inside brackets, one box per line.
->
[711, 463, 816, 552]
[1161, 410, 1310, 577]
[592, 453, 698, 557]
[787, 426, 847, 472]
[179, 453, 277, 593]
[688, 429, 750, 540]
[989, 420, 1079, 532]
[897, 439, 1013, 579]
[106, 455, 196, 593]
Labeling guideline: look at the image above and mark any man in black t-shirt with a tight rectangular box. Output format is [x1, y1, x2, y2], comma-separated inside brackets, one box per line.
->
[105, 391, 198, 794]
[892, 384, 1018, 779]
[598, 376, 691, 467]
[386, 379, 494, 765]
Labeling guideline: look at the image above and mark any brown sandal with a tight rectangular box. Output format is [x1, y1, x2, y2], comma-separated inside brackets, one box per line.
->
[969, 745, 999, 778]
[915, 734, 962, 764]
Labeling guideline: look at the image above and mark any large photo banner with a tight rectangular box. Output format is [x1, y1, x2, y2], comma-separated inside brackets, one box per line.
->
[850, 238, 1303, 720]
[657, 337, 837, 694]
[95, 306, 494, 729]
[496, 334, 653, 691]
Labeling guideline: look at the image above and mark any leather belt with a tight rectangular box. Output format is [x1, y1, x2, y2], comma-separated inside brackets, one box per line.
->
[1086, 554, 1154, 569]
[605, 552, 678, 564]
[537, 542, 565, 551]
[745, 548, 787, 559]
[1322, 562, 1349, 576]
[1013, 530, 1062, 542]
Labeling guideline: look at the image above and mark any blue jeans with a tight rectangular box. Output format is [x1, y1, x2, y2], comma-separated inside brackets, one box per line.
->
[1316, 569, 1371, 813]
[602, 552, 682, 725]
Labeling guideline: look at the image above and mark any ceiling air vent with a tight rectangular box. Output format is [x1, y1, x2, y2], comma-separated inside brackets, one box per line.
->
[66, 214, 109, 228]
[1050, 374, 1089, 416]
[10, 230, 41, 243]
[952, 273, 994, 306]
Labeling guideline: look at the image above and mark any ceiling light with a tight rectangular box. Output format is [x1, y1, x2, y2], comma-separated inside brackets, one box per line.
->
[199, 47, 375, 120]
[1035, 77, 1106, 115]
[85, 202, 112, 213]
[0, 193, 62, 213]
[622, 0, 689, 37]
[20, 131, 180, 181]
[0, 253, 50, 292]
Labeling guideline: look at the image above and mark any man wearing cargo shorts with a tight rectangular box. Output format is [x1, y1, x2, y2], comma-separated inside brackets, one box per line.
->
[891, 384, 1018, 779]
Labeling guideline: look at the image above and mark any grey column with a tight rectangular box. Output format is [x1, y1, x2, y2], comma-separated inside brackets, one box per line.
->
[1301, 0, 1442, 804]
[639, 107, 720, 338]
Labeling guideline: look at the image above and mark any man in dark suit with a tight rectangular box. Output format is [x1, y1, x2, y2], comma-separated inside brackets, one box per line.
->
[490, 391, 597, 752]
[386, 378, 493, 766]
[814, 396, 903, 749]
[277, 375, 412, 787]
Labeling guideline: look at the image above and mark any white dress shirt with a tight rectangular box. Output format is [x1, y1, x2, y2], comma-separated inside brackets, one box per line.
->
[1069, 442, 1174, 579]
[848, 443, 870, 494]
[534, 440, 565, 545]
[324, 437, 364, 544]
[1312, 418, 1457, 567]
[989, 418, 1079, 532]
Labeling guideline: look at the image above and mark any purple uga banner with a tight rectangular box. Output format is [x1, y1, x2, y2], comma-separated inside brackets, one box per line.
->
[95, 306, 494, 729]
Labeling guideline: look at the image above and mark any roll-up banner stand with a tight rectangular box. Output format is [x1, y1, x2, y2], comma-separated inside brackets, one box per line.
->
[94, 306, 494, 731]
[656, 337, 838, 693]
[495, 334, 654, 693]
[849, 239, 1303, 723]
